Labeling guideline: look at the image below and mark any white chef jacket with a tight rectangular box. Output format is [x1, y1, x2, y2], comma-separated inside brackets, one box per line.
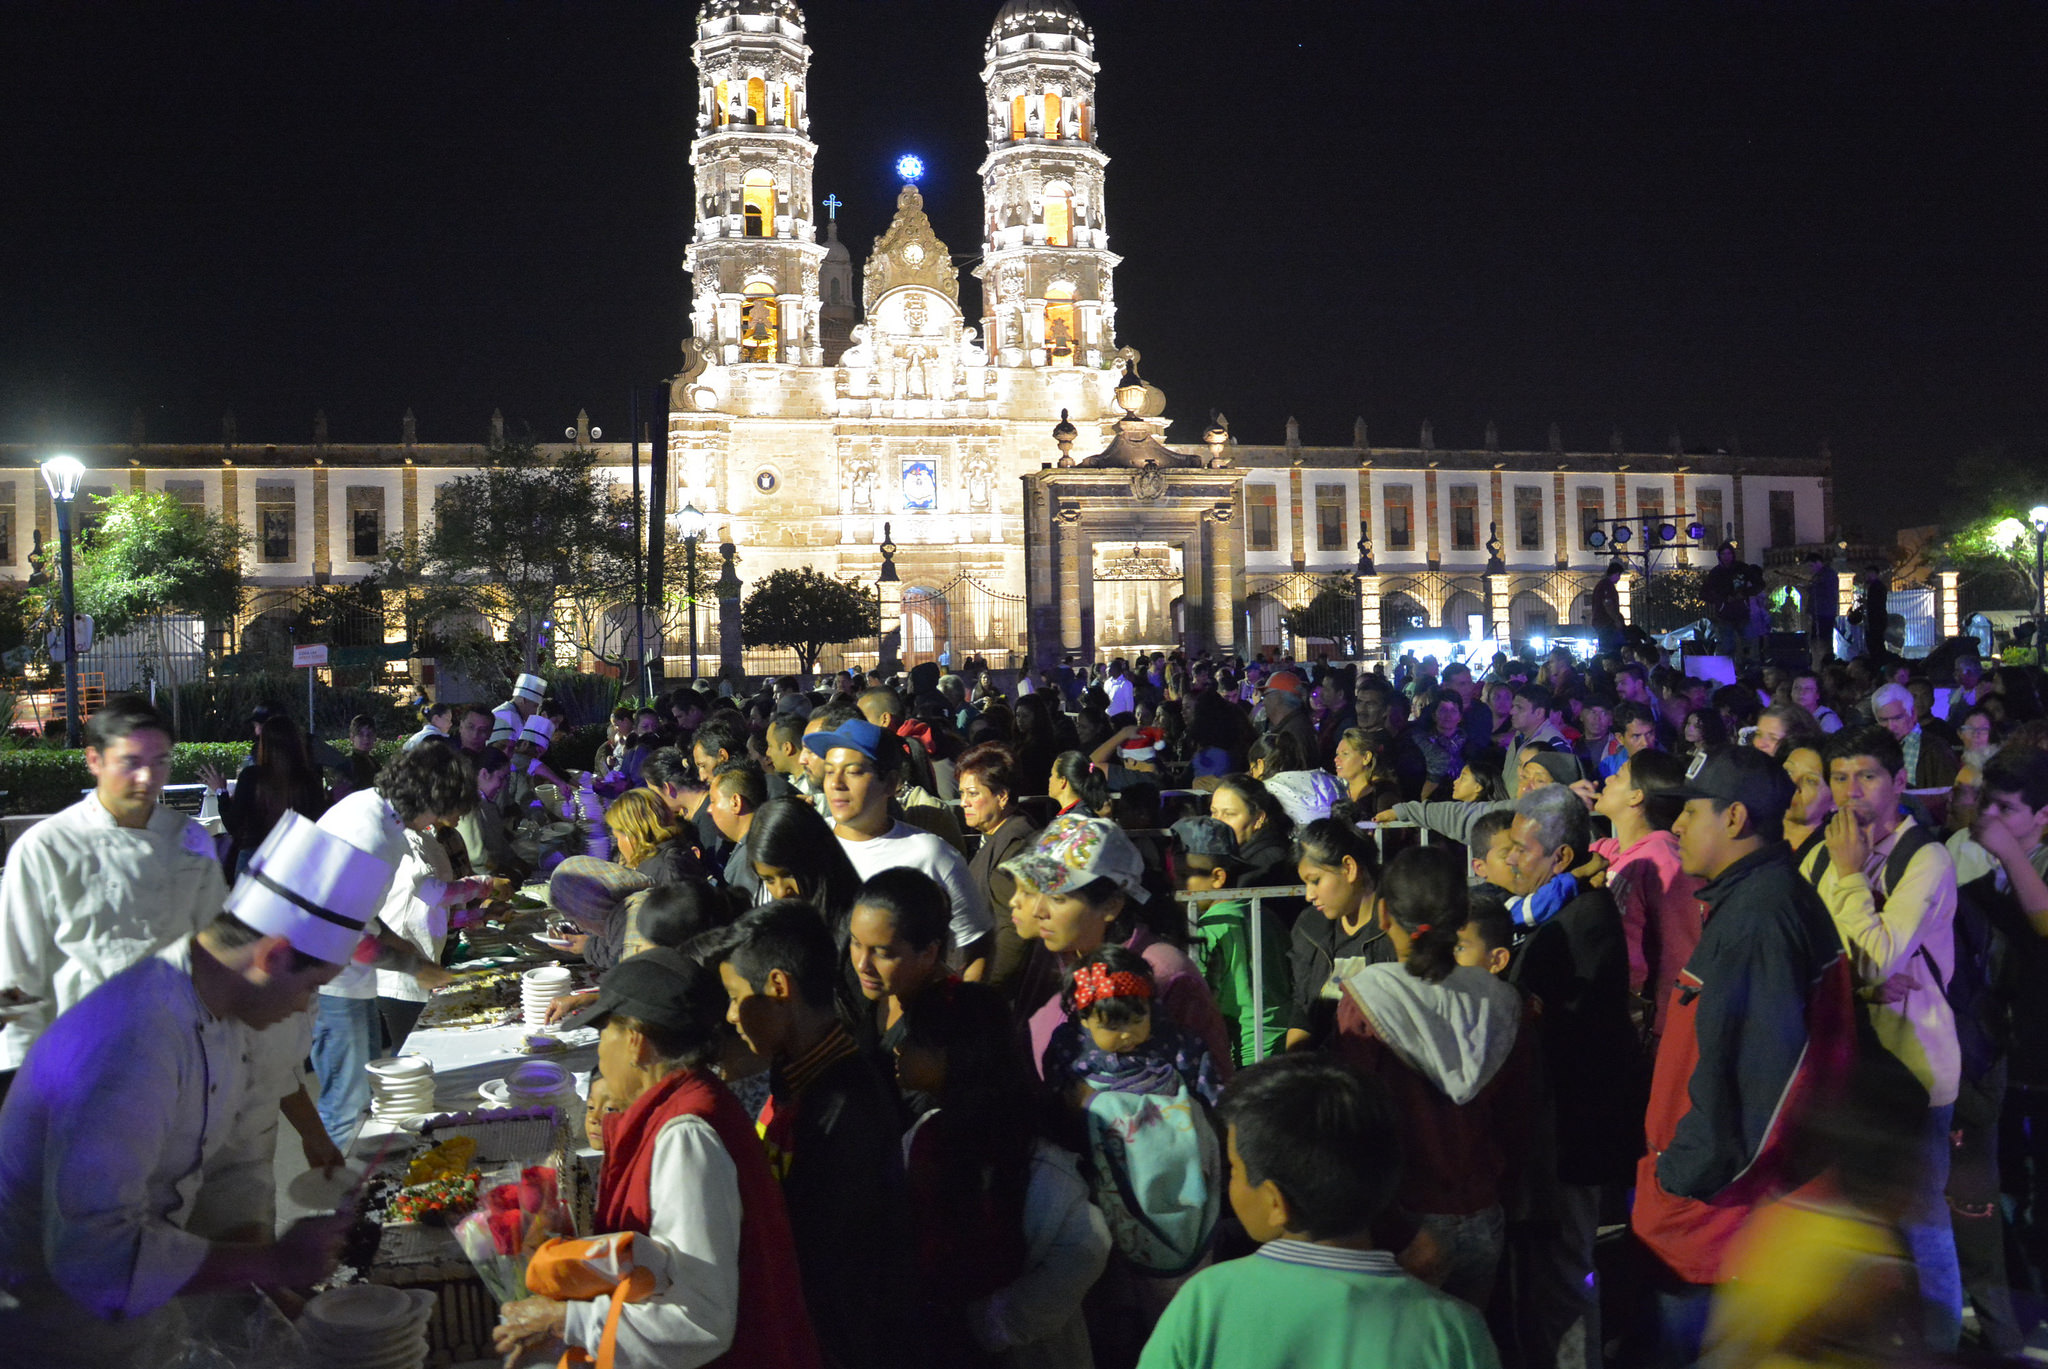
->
[0, 794, 228, 1070]
[316, 789, 448, 1000]
[0, 939, 267, 1348]
[561, 1114, 741, 1367]
[488, 699, 529, 749]
[374, 826, 454, 1004]
[402, 722, 449, 752]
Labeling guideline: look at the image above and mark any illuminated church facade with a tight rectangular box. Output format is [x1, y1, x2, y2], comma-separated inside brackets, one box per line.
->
[0, 0, 1842, 680]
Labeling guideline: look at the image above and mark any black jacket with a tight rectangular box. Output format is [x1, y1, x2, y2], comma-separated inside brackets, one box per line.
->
[1507, 884, 1644, 1184]
[1289, 911, 1397, 1045]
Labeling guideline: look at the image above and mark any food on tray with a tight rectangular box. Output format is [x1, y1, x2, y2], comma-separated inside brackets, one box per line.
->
[414, 968, 523, 1029]
[522, 1034, 567, 1055]
[407, 1136, 478, 1185]
[387, 1169, 482, 1225]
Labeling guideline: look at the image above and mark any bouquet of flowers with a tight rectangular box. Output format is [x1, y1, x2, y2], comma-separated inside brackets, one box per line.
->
[451, 1166, 570, 1302]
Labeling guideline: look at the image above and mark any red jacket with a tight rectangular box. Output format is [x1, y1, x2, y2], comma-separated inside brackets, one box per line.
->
[599, 1069, 821, 1369]
[1631, 844, 1855, 1285]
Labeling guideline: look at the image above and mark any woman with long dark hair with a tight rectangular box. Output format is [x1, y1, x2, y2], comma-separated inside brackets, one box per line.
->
[1047, 750, 1109, 817]
[1012, 693, 1062, 797]
[1329, 845, 1535, 1309]
[221, 714, 327, 871]
[896, 981, 1109, 1367]
[1207, 773, 1296, 893]
[745, 796, 862, 928]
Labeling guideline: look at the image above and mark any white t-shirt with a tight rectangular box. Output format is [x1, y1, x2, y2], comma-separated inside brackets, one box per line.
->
[837, 821, 992, 956]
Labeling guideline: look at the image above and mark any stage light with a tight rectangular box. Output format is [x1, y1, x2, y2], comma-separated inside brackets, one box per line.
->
[1587, 529, 1607, 548]
[1611, 525, 1632, 544]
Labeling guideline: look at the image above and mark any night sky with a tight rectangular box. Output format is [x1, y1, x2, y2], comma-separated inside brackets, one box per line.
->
[4, 1, 2043, 540]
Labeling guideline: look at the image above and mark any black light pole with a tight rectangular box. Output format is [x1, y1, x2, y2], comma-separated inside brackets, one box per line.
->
[630, 388, 645, 695]
[2032, 505, 2048, 648]
[41, 455, 85, 747]
[670, 503, 708, 681]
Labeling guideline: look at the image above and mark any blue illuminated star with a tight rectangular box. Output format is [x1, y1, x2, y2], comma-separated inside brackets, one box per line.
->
[895, 154, 924, 183]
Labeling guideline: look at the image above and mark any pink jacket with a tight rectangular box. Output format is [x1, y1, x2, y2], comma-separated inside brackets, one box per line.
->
[1593, 830, 1707, 1032]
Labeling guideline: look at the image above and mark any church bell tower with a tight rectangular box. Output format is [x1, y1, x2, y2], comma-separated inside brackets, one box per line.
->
[685, 0, 827, 366]
[974, 0, 1119, 371]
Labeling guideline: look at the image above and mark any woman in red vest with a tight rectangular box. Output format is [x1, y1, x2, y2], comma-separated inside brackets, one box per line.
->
[495, 948, 821, 1368]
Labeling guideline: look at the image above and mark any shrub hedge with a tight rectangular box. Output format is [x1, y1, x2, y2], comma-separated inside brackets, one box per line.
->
[0, 742, 250, 816]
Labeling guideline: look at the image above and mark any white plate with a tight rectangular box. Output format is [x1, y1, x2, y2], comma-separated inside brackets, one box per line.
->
[530, 935, 580, 951]
[286, 1165, 363, 1210]
[477, 1079, 510, 1104]
[304, 1283, 416, 1329]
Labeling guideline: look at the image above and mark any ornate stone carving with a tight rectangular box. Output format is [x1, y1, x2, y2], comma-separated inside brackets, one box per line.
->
[863, 184, 958, 313]
[1130, 461, 1165, 501]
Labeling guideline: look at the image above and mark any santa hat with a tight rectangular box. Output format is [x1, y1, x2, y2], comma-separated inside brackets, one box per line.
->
[513, 672, 547, 704]
[224, 811, 389, 965]
[1117, 728, 1166, 763]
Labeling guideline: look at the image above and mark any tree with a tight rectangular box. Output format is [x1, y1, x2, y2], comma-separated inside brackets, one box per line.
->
[1281, 580, 1358, 645]
[69, 489, 247, 637]
[1635, 567, 1709, 634]
[1937, 442, 2048, 615]
[386, 435, 639, 680]
[740, 567, 880, 676]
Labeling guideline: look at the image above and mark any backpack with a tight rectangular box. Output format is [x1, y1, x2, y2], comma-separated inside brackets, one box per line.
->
[1082, 1080, 1221, 1277]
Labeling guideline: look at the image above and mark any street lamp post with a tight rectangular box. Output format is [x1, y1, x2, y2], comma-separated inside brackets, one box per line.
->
[40, 455, 85, 747]
[2031, 506, 2048, 650]
[669, 502, 709, 682]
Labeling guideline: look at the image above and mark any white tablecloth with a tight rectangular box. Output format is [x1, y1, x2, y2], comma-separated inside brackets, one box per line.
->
[348, 1019, 598, 1162]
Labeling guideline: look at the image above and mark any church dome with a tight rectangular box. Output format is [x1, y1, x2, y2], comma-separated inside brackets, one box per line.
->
[990, 0, 1090, 44]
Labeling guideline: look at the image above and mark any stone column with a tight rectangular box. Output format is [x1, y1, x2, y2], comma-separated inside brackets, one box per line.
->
[312, 465, 331, 582]
[878, 524, 903, 674]
[1207, 510, 1235, 654]
[1488, 572, 1512, 647]
[1358, 573, 1383, 659]
[716, 541, 743, 681]
[1058, 508, 1084, 655]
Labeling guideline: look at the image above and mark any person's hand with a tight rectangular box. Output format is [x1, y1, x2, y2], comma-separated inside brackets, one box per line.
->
[1373, 809, 1398, 824]
[446, 875, 495, 906]
[413, 963, 455, 993]
[300, 1127, 347, 1175]
[1826, 810, 1871, 877]
[493, 1296, 569, 1368]
[1972, 813, 2029, 867]
[198, 762, 229, 793]
[268, 1213, 354, 1287]
[545, 989, 599, 1025]
[1397, 1224, 1450, 1286]
[1568, 779, 1599, 812]
[556, 934, 591, 960]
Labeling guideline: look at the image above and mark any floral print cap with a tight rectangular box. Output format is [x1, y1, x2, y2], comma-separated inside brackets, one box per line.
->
[999, 814, 1150, 902]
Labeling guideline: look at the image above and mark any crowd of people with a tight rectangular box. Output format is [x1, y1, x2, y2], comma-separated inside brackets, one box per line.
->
[2, 630, 2047, 1368]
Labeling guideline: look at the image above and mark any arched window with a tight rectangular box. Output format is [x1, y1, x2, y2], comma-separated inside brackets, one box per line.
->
[742, 170, 774, 238]
[1078, 99, 1090, 142]
[746, 77, 767, 126]
[1010, 95, 1028, 140]
[829, 277, 842, 303]
[1044, 283, 1077, 364]
[783, 83, 797, 127]
[1044, 186, 1072, 247]
[713, 80, 728, 128]
[1043, 93, 1062, 140]
[740, 285, 778, 362]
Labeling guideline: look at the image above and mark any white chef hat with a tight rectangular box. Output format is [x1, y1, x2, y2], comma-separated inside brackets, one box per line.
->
[513, 673, 547, 704]
[224, 811, 389, 965]
[521, 714, 556, 752]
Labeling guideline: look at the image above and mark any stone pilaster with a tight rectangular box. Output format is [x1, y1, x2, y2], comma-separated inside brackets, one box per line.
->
[1207, 510, 1236, 654]
[1057, 509, 1084, 655]
[312, 464, 331, 580]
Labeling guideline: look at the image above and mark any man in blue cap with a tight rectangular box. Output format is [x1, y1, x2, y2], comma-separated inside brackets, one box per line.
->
[806, 717, 991, 979]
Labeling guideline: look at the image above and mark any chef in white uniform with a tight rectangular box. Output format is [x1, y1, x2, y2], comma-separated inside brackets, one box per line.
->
[489, 671, 548, 748]
[310, 744, 491, 1147]
[0, 812, 382, 1365]
[0, 695, 227, 1091]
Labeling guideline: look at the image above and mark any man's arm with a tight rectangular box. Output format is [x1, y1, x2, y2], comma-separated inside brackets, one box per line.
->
[1816, 838, 1954, 982]
[0, 838, 59, 1067]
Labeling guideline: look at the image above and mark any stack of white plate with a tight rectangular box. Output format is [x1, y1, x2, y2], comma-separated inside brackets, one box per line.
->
[506, 1058, 583, 1131]
[365, 1055, 436, 1124]
[299, 1284, 435, 1369]
[522, 965, 574, 1028]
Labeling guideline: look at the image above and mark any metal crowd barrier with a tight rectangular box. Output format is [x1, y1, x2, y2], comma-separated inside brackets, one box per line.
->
[1172, 819, 1431, 1066]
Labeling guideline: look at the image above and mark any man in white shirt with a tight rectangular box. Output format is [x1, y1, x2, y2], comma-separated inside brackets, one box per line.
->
[808, 718, 991, 978]
[312, 746, 491, 1147]
[0, 813, 383, 1364]
[1104, 657, 1136, 716]
[0, 696, 226, 1095]
[488, 671, 548, 748]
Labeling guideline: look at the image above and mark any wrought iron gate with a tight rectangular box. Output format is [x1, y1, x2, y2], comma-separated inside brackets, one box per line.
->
[1244, 572, 1361, 656]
